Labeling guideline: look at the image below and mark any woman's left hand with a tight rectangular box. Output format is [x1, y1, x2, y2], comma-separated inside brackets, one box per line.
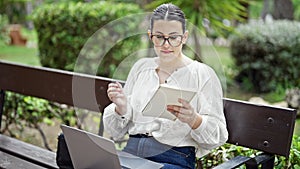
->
[167, 98, 202, 129]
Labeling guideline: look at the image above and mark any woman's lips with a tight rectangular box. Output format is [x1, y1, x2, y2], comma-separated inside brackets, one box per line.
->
[161, 50, 173, 54]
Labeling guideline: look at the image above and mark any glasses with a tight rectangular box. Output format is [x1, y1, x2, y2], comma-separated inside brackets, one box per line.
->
[150, 34, 183, 47]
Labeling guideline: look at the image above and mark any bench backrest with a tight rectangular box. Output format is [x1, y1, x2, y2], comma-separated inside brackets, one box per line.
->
[0, 61, 122, 113]
[0, 61, 297, 158]
[0, 60, 124, 135]
[224, 98, 296, 157]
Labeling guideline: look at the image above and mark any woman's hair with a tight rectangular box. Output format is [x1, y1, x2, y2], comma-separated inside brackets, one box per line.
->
[150, 3, 186, 33]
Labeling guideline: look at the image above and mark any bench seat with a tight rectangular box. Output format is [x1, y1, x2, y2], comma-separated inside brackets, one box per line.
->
[0, 134, 58, 169]
[0, 151, 46, 169]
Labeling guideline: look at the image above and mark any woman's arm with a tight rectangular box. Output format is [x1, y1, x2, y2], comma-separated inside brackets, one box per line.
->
[190, 66, 228, 150]
[102, 58, 147, 140]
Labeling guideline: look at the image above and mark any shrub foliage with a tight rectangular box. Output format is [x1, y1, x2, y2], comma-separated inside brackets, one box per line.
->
[199, 135, 300, 168]
[31, 1, 142, 77]
[230, 20, 300, 92]
[1, 91, 78, 150]
[0, 14, 10, 46]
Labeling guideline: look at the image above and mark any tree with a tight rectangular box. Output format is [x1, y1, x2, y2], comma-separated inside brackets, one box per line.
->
[261, 0, 294, 20]
[146, 0, 247, 62]
[273, 0, 294, 20]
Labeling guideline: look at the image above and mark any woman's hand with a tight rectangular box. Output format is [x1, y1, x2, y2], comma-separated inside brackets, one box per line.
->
[167, 98, 202, 129]
[107, 82, 127, 115]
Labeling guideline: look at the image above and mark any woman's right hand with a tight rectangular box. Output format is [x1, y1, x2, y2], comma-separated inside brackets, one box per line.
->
[107, 82, 127, 115]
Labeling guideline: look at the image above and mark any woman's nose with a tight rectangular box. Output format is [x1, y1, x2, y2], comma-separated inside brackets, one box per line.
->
[162, 39, 171, 48]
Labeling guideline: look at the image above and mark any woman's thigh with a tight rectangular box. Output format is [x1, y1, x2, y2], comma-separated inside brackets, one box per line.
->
[123, 137, 195, 169]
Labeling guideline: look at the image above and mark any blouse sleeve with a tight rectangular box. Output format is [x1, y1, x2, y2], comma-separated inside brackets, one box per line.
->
[190, 65, 228, 150]
[102, 59, 145, 140]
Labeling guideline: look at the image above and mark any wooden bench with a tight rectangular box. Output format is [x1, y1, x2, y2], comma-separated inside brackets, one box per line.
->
[0, 61, 117, 168]
[0, 60, 297, 169]
[214, 98, 296, 168]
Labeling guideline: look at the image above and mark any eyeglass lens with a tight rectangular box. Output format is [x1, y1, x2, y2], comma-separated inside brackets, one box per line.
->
[151, 35, 183, 47]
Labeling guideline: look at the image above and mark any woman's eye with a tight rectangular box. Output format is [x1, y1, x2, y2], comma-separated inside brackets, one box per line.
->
[156, 35, 164, 39]
[169, 36, 178, 40]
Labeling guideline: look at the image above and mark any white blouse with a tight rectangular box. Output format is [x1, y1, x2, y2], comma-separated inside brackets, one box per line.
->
[103, 57, 228, 157]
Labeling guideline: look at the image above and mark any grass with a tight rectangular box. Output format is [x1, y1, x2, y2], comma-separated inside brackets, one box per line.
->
[296, 119, 300, 136]
[0, 45, 40, 66]
[0, 28, 40, 66]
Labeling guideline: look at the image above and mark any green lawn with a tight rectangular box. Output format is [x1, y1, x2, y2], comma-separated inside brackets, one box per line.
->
[296, 119, 300, 136]
[0, 45, 40, 66]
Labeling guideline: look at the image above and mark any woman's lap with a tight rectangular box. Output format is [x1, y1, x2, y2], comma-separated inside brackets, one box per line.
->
[161, 163, 186, 169]
[123, 136, 195, 169]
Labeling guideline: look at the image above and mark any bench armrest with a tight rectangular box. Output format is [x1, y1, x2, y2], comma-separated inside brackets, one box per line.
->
[213, 153, 275, 169]
[213, 156, 251, 169]
[246, 153, 275, 168]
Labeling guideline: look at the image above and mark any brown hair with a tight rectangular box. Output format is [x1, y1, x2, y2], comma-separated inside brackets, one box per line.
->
[150, 3, 186, 33]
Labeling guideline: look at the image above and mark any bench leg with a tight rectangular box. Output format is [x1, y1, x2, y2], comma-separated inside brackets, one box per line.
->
[98, 114, 104, 136]
[261, 155, 274, 169]
[246, 153, 275, 169]
[245, 158, 259, 169]
[0, 90, 5, 131]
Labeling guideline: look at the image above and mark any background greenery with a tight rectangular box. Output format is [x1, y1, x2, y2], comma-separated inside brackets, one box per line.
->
[31, 1, 142, 77]
[0, 0, 299, 168]
[231, 20, 300, 93]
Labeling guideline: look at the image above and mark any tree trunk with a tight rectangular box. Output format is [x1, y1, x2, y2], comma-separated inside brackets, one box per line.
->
[273, 0, 294, 20]
[261, 0, 272, 20]
[192, 27, 202, 62]
[25, 1, 34, 30]
[35, 124, 52, 151]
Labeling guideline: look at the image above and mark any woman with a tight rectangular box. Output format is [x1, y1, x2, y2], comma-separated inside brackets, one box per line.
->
[103, 3, 228, 169]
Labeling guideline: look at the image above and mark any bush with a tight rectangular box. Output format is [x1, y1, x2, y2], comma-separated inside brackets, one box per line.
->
[230, 20, 300, 92]
[1, 91, 79, 150]
[0, 14, 10, 46]
[199, 135, 300, 168]
[31, 1, 142, 77]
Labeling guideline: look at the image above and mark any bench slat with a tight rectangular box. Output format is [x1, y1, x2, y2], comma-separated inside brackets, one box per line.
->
[0, 134, 58, 169]
[0, 151, 46, 169]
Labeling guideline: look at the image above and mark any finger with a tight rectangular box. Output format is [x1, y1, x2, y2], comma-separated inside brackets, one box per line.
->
[116, 81, 123, 88]
[107, 92, 117, 99]
[169, 110, 179, 117]
[107, 87, 121, 93]
[167, 105, 181, 112]
[178, 98, 191, 109]
[177, 108, 189, 115]
[108, 82, 117, 87]
[175, 106, 182, 113]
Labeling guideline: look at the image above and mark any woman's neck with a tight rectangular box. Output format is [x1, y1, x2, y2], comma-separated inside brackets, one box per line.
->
[156, 54, 192, 73]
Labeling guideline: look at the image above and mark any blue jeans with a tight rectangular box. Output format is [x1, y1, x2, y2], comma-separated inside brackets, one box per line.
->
[123, 135, 196, 169]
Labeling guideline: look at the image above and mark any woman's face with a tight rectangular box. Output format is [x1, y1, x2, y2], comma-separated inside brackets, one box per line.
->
[150, 20, 188, 63]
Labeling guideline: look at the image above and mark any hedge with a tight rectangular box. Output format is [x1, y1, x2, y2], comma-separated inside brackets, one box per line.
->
[31, 1, 142, 77]
[230, 20, 300, 92]
[0, 14, 10, 46]
[199, 135, 300, 168]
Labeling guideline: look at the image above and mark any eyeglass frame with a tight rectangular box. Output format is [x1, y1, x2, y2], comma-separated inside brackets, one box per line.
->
[150, 33, 184, 47]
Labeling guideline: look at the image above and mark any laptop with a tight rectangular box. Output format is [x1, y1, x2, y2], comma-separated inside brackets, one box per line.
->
[61, 125, 164, 169]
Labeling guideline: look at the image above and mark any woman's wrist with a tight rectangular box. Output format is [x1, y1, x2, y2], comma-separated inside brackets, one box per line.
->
[190, 114, 202, 129]
[115, 105, 127, 116]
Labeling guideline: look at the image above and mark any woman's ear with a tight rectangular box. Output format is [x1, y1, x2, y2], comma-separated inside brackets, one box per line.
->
[147, 30, 151, 39]
[182, 31, 189, 44]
